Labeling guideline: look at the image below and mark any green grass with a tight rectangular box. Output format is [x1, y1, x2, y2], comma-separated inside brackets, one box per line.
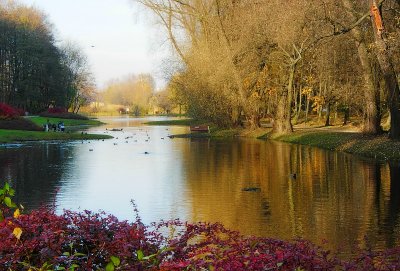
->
[170, 128, 241, 139]
[145, 119, 201, 126]
[273, 131, 400, 161]
[28, 116, 103, 127]
[0, 129, 113, 144]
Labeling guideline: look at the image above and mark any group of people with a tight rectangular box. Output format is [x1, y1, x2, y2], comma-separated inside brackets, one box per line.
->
[44, 120, 65, 132]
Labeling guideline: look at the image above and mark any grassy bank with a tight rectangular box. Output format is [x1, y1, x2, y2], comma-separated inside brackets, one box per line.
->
[158, 116, 400, 161]
[147, 118, 240, 138]
[28, 116, 103, 127]
[0, 116, 110, 144]
[147, 118, 272, 138]
[145, 118, 199, 126]
[0, 129, 113, 144]
[271, 130, 400, 161]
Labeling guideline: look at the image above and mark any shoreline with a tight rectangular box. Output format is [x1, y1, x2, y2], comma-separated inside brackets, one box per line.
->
[0, 129, 113, 144]
[0, 116, 111, 144]
[8, 116, 394, 161]
[147, 119, 400, 162]
[269, 130, 400, 162]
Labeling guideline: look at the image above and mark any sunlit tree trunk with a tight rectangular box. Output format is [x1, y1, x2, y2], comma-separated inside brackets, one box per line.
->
[325, 103, 331, 126]
[340, 0, 381, 134]
[273, 90, 293, 134]
[368, 0, 400, 139]
[305, 93, 310, 124]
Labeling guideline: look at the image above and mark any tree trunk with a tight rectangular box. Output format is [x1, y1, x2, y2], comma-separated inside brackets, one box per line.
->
[343, 107, 350, 125]
[325, 103, 331, 126]
[318, 82, 323, 122]
[297, 86, 303, 119]
[273, 90, 293, 134]
[248, 114, 261, 129]
[285, 64, 295, 132]
[305, 94, 310, 124]
[369, 0, 400, 139]
[341, 0, 381, 134]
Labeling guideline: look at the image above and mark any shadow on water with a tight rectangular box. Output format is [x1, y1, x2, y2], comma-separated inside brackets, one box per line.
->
[0, 142, 73, 209]
[386, 162, 400, 247]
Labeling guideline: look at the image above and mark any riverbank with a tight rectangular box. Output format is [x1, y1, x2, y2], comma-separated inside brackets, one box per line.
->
[0, 129, 113, 144]
[263, 127, 400, 161]
[145, 118, 197, 126]
[149, 119, 400, 161]
[28, 116, 104, 127]
[0, 116, 110, 144]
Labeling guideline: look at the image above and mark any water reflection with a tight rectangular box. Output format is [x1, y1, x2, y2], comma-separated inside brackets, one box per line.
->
[180, 139, 400, 253]
[0, 116, 399, 255]
[0, 142, 73, 208]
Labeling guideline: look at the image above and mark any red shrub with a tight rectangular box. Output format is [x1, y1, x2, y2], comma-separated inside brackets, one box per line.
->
[0, 208, 160, 270]
[0, 103, 23, 118]
[157, 222, 338, 271]
[0, 206, 399, 270]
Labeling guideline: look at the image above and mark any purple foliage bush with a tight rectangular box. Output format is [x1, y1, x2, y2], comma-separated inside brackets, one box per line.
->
[0, 204, 399, 270]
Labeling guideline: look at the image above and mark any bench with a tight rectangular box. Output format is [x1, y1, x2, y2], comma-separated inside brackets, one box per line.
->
[190, 125, 210, 133]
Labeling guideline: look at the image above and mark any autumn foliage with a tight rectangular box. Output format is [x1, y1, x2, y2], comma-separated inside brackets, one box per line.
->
[0, 103, 24, 119]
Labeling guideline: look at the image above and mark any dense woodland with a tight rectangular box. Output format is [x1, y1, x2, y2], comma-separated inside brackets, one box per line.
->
[138, 0, 400, 137]
[0, 1, 93, 114]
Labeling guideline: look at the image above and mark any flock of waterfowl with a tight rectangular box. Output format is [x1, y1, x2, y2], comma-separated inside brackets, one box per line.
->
[83, 127, 172, 155]
[85, 126, 297, 192]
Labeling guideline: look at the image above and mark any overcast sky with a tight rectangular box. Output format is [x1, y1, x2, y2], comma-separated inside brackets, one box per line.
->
[19, 0, 169, 89]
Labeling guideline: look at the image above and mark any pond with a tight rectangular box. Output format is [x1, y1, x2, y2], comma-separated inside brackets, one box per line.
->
[1, 116, 399, 255]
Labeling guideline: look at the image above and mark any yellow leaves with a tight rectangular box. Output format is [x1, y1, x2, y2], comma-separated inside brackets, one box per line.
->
[13, 227, 23, 240]
[301, 87, 313, 96]
[14, 208, 20, 219]
[310, 96, 325, 112]
[11, 209, 23, 240]
[305, 75, 315, 85]
[250, 92, 261, 100]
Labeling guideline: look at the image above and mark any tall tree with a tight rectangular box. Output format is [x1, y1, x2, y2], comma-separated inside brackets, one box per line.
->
[0, 1, 85, 113]
[368, 0, 400, 139]
[60, 41, 95, 113]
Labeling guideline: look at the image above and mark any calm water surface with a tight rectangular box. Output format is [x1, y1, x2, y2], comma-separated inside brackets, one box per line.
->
[1, 116, 399, 254]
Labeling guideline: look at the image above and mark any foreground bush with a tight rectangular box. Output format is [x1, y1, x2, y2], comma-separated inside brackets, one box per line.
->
[0, 209, 160, 270]
[0, 186, 399, 270]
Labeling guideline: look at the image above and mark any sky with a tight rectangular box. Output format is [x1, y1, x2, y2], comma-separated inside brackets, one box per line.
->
[19, 0, 169, 89]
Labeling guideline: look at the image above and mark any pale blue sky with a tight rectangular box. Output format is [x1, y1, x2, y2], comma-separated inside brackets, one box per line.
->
[19, 0, 169, 89]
